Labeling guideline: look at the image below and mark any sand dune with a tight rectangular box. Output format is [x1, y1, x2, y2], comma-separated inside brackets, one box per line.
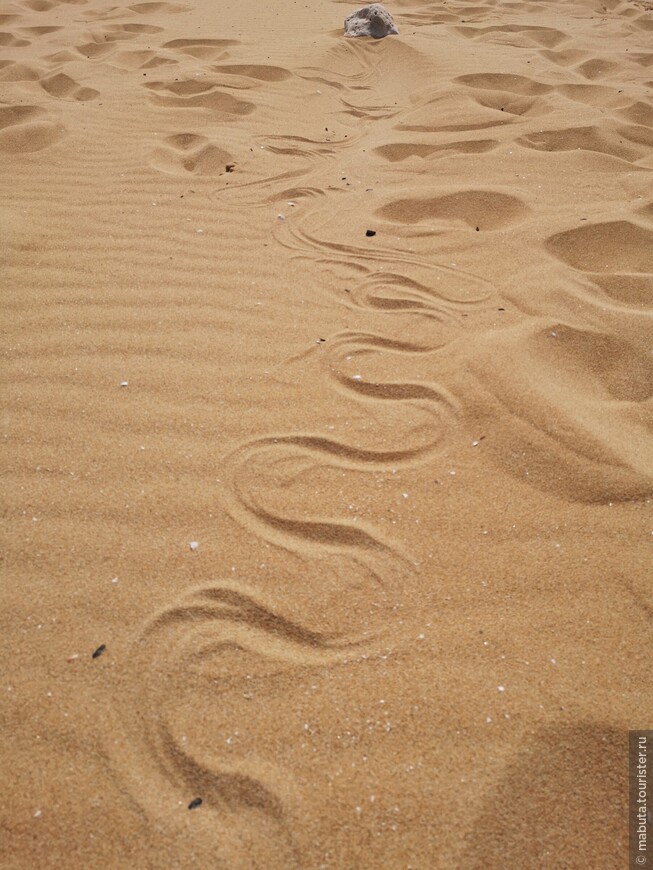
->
[1, 0, 651, 865]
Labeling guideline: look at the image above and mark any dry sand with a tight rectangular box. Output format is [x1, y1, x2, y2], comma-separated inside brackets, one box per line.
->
[1, 0, 652, 865]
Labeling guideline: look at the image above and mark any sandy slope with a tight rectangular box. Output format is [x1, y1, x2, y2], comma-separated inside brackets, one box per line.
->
[1, 0, 652, 865]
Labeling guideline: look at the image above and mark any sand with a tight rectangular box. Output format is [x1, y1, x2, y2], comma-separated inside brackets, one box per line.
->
[1, 0, 652, 865]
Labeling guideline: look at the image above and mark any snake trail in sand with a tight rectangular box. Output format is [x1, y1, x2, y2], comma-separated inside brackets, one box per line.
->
[104, 33, 490, 864]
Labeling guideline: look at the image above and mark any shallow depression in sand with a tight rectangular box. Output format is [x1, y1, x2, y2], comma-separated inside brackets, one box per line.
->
[377, 190, 529, 230]
[0, 103, 65, 151]
[546, 221, 653, 272]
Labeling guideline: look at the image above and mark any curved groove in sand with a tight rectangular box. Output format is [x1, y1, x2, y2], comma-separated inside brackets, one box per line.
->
[144, 581, 369, 656]
[220, 336, 460, 567]
[221, 440, 413, 564]
[274, 216, 497, 292]
[110, 577, 383, 866]
[349, 272, 492, 321]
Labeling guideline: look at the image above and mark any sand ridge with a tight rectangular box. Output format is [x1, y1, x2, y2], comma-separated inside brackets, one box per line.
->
[1, 0, 652, 865]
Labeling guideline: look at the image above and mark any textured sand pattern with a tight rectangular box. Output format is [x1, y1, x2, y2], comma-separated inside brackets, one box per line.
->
[1, 0, 651, 866]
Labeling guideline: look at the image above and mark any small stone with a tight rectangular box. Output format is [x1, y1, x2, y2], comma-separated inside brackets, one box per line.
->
[120, 381, 129, 387]
[92, 644, 106, 659]
[189, 541, 199, 551]
[365, 229, 376, 237]
[225, 163, 235, 172]
[188, 797, 202, 810]
[345, 4, 399, 38]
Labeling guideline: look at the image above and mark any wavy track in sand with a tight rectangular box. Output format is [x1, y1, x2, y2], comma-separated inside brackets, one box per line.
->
[3, 0, 650, 862]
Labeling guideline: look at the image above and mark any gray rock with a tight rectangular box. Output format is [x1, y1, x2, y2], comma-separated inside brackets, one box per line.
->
[344, 4, 399, 38]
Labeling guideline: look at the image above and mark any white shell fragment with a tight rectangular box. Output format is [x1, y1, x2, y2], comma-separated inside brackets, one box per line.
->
[189, 541, 199, 551]
[344, 4, 398, 38]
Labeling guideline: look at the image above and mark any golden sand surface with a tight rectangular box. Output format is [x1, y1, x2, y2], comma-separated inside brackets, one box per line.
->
[1, 0, 652, 865]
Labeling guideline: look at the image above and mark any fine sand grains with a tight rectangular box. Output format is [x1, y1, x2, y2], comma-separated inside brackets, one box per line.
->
[1, 0, 652, 866]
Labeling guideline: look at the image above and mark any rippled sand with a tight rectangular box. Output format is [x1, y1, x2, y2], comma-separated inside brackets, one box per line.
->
[1, 0, 651, 865]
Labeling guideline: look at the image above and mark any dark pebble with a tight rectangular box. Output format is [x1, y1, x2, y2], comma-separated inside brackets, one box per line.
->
[92, 644, 106, 659]
[366, 230, 376, 237]
[188, 798, 203, 810]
